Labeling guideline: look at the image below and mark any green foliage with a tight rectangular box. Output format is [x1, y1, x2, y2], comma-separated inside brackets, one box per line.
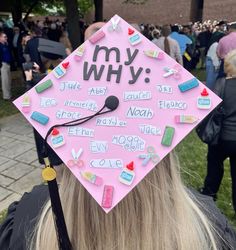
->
[0, 209, 7, 224]
[0, 71, 25, 119]
[21, 0, 93, 17]
[79, 0, 94, 16]
[176, 131, 236, 227]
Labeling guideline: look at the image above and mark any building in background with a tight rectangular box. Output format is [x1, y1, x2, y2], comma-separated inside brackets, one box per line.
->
[103, 0, 236, 24]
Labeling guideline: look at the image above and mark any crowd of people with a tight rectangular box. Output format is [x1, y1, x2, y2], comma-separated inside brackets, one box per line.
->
[1, 17, 236, 100]
[1, 16, 236, 250]
[0, 17, 88, 100]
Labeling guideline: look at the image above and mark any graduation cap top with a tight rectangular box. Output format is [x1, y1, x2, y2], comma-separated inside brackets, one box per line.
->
[14, 15, 221, 213]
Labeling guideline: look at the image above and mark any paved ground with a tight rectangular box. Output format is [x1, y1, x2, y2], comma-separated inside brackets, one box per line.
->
[0, 113, 42, 211]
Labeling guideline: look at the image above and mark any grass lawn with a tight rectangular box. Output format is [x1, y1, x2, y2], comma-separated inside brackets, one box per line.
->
[0, 68, 235, 228]
[176, 131, 236, 227]
[0, 70, 25, 119]
[0, 210, 7, 224]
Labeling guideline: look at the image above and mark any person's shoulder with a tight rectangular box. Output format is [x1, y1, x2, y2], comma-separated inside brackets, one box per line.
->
[188, 188, 236, 248]
[170, 32, 177, 37]
[27, 37, 39, 46]
[181, 34, 192, 42]
[217, 33, 228, 43]
[168, 37, 179, 44]
[0, 184, 49, 250]
[154, 37, 164, 43]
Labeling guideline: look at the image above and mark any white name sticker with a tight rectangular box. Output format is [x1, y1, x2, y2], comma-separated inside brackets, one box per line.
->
[139, 124, 161, 135]
[90, 159, 123, 169]
[64, 100, 98, 111]
[88, 86, 107, 96]
[126, 106, 154, 119]
[112, 135, 145, 152]
[90, 141, 108, 153]
[68, 127, 94, 137]
[56, 109, 81, 119]
[96, 116, 127, 127]
[60, 81, 81, 91]
[158, 100, 187, 110]
[123, 91, 151, 101]
[40, 97, 57, 107]
[156, 85, 173, 94]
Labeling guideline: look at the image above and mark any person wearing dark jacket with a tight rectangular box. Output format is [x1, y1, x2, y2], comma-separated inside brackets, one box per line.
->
[0, 32, 12, 100]
[24, 28, 44, 71]
[200, 49, 236, 212]
[1, 183, 236, 250]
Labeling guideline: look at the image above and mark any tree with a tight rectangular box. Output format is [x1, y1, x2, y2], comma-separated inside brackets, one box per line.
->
[94, 0, 103, 22]
[23, 0, 40, 22]
[63, 0, 82, 49]
[9, 0, 97, 47]
[11, 0, 23, 24]
[190, 0, 204, 22]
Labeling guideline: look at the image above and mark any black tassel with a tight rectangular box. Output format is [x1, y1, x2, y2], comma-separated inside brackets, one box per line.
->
[42, 158, 72, 250]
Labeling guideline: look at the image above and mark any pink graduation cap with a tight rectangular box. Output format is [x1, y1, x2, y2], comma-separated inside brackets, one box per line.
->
[14, 15, 221, 214]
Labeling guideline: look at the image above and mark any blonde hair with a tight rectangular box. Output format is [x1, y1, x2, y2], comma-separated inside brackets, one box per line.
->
[31, 153, 222, 250]
[224, 49, 236, 77]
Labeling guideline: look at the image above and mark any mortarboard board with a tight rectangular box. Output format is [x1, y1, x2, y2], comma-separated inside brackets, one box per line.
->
[14, 15, 222, 249]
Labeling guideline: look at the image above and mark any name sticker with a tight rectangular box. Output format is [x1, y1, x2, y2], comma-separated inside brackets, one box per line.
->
[158, 100, 187, 110]
[112, 135, 145, 152]
[156, 85, 173, 94]
[139, 124, 161, 135]
[68, 127, 94, 137]
[60, 81, 81, 91]
[90, 159, 123, 169]
[88, 87, 107, 96]
[123, 91, 151, 101]
[96, 116, 127, 127]
[40, 97, 57, 107]
[126, 106, 154, 119]
[90, 141, 108, 153]
[56, 109, 81, 119]
[64, 100, 98, 111]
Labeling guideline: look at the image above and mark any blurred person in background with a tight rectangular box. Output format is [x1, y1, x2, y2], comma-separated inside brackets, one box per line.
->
[12, 26, 21, 68]
[24, 27, 44, 70]
[59, 30, 72, 55]
[217, 23, 236, 60]
[205, 33, 225, 89]
[0, 32, 12, 100]
[200, 49, 236, 214]
[153, 24, 183, 65]
[197, 24, 212, 68]
[170, 25, 192, 70]
[47, 22, 61, 42]
[170, 25, 192, 56]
